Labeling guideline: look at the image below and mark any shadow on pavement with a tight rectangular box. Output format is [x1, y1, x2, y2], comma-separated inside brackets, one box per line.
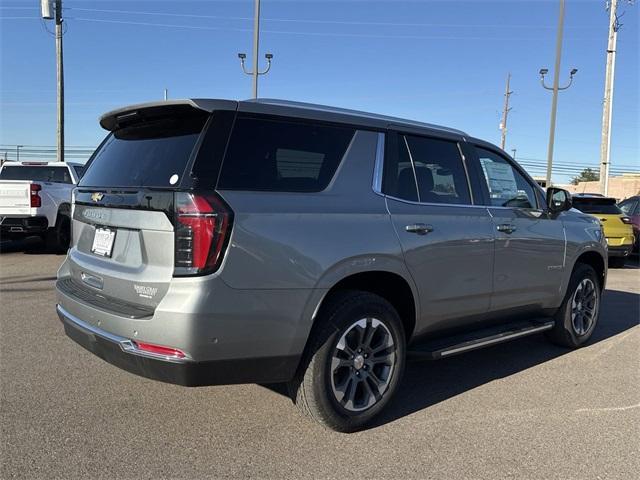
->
[0, 237, 66, 255]
[262, 287, 639, 431]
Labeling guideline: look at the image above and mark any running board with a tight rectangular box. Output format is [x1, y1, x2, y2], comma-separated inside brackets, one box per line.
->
[408, 319, 555, 360]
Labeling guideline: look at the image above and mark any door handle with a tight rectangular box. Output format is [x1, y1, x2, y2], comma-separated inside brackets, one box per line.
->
[405, 223, 433, 235]
[496, 224, 517, 234]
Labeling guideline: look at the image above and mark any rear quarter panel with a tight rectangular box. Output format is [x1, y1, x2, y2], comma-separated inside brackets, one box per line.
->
[215, 130, 416, 355]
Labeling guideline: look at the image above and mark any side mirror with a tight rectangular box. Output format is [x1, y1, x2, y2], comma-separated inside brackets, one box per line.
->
[546, 187, 572, 213]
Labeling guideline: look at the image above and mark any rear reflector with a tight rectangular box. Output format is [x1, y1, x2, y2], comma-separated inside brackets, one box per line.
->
[30, 183, 42, 208]
[174, 192, 232, 276]
[134, 341, 186, 359]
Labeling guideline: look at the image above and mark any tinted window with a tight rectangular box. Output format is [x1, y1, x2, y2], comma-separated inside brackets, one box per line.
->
[218, 117, 355, 192]
[71, 165, 85, 179]
[573, 198, 622, 215]
[382, 133, 418, 202]
[80, 114, 207, 188]
[476, 148, 537, 209]
[405, 136, 471, 205]
[0, 165, 72, 184]
[619, 199, 638, 216]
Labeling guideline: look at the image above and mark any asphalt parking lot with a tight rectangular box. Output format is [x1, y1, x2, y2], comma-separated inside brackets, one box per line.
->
[1, 239, 638, 480]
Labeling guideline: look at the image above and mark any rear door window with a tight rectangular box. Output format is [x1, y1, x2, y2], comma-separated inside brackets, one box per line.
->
[0, 165, 72, 184]
[79, 113, 207, 188]
[381, 133, 470, 205]
[217, 116, 355, 192]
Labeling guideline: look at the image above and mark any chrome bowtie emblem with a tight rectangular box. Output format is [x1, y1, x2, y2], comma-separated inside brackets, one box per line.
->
[91, 192, 104, 202]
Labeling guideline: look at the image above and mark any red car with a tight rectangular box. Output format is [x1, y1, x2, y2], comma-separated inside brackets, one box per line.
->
[619, 196, 640, 252]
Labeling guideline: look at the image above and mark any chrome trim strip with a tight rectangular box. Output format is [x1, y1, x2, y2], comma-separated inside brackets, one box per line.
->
[372, 132, 385, 193]
[381, 194, 488, 209]
[438, 323, 554, 357]
[56, 304, 192, 363]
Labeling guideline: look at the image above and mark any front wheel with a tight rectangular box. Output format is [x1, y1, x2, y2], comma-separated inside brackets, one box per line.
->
[547, 263, 601, 348]
[289, 291, 406, 432]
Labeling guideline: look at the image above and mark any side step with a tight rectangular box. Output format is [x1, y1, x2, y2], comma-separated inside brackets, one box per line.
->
[408, 319, 555, 360]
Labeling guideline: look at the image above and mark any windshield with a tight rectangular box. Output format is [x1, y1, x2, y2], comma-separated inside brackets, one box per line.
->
[79, 113, 207, 188]
[0, 165, 72, 184]
[573, 198, 622, 215]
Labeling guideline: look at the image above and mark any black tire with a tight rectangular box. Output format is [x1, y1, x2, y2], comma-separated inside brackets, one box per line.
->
[608, 257, 626, 268]
[45, 213, 70, 253]
[546, 263, 601, 348]
[288, 290, 406, 432]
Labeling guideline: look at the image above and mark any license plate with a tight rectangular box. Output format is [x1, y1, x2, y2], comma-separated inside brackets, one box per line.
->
[91, 227, 116, 257]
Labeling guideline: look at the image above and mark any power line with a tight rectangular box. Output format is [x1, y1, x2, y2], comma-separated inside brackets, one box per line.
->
[65, 7, 586, 29]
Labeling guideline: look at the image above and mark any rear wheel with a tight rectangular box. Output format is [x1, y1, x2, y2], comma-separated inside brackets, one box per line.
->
[45, 213, 70, 253]
[289, 291, 406, 432]
[547, 263, 601, 348]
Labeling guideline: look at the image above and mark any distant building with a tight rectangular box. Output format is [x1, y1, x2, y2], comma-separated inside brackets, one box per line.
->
[533, 177, 548, 189]
[561, 173, 640, 201]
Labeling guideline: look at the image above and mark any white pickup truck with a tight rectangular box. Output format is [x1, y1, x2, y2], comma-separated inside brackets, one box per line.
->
[0, 161, 84, 250]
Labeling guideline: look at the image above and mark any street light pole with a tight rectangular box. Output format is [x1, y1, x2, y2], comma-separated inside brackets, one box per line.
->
[544, 0, 565, 188]
[251, 0, 261, 99]
[599, 0, 620, 196]
[16, 145, 23, 162]
[238, 0, 273, 98]
[55, 0, 64, 162]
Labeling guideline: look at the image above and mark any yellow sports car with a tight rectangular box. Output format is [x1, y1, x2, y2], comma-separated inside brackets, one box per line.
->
[572, 194, 635, 268]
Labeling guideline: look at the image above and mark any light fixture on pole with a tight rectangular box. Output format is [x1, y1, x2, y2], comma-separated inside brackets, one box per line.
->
[539, 64, 578, 187]
[237, 0, 273, 98]
[538, 0, 580, 188]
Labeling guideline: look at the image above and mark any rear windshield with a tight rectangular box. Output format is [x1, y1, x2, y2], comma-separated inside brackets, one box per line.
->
[80, 114, 207, 188]
[573, 198, 622, 215]
[0, 165, 72, 184]
[217, 117, 355, 192]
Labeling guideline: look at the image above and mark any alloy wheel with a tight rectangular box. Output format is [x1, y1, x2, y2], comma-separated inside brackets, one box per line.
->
[330, 318, 396, 412]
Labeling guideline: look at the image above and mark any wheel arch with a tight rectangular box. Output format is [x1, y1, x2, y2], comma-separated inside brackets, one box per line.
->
[572, 250, 606, 290]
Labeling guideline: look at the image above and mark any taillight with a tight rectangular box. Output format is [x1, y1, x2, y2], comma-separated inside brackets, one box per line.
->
[174, 192, 232, 276]
[30, 183, 41, 207]
[621, 216, 632, 225]
[134, 341, 186, 359]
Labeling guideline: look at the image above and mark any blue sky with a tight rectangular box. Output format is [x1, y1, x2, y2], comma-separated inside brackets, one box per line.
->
[1, 0, 638, 183]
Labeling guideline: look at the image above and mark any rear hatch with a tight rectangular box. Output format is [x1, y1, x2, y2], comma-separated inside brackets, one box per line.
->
[0, 181, 33, 216]
[572, 197, 634, 246]
[62, 103, 235, 317]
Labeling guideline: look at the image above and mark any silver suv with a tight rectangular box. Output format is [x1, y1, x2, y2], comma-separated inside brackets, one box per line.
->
[56, 99, 607, 432]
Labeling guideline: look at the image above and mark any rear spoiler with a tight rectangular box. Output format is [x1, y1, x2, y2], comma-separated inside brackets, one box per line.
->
[99, 99, 238, 131]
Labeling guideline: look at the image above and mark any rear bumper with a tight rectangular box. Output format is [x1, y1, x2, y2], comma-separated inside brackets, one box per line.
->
[0, 215, 48, 234]
[57, 304, 298, 387]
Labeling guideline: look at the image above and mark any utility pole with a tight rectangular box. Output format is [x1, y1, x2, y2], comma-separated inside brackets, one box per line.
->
[16, 145, 23, 162]
[237, 0, 273, 98]
[499, 73, 513, 150]
[251, 0, 260, 98]
[539, 0, 578, 187]
[164, 88, 168, 101]
[41, 1, 64, 162]
[55, 0, 64, 162]
[599, 0, 620, 196]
